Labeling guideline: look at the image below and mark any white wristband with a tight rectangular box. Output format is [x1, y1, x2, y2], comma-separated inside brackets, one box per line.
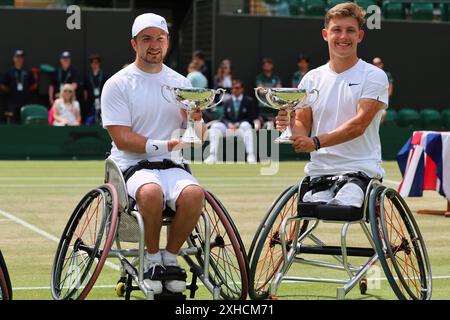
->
[145, 139, 169, 155]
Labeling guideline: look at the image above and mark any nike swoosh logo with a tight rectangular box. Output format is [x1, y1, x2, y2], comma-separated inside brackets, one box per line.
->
[153, 145, 159, 151]
[348, 83, 360, 87]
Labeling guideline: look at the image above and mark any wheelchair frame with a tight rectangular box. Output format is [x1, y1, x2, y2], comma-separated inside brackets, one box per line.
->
[0, 249, 12, 300]
[51, 158, 248, 300]
[249, 177, 432, 300]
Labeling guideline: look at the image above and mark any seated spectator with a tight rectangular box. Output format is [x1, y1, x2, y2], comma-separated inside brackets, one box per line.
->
[49, 51, 79, 106]
[214, 59, 233, 100]
[205, 80, 258, 164]
[51, 84, 81, 126]
[187, 61, 208, 88]
[291, 54, 310, 88]
[255, 57, 282, 129]
[192, 50, 211, 86]
[83, 53, 106, 125]
[0, 50, 36, 124]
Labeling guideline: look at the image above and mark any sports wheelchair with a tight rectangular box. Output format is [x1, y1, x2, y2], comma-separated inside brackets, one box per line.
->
[0, 249, 12, 300]
[248, 176, 432, 300]
[51, 158, 248, 300]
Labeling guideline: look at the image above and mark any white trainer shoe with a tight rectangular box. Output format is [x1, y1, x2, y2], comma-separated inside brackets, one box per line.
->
[163, 259, 186, 293]
[143, 256, 163, 295]
[247, 154, 257, 164]
[204, 155, 217, 165]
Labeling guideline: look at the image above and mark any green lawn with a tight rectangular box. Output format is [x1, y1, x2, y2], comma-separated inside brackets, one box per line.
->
[0, 160, 449, 300]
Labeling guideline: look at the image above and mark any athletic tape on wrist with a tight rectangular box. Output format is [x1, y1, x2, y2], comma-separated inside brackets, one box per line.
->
[145, 139, 169, 155]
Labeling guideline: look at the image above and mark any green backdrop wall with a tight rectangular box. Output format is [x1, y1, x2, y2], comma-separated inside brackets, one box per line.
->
[0, 124, 415, 161]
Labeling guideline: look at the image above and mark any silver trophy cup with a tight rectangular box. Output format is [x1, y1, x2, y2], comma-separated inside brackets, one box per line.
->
[254, 87, 319, 143]
[161, 85, 226, 145]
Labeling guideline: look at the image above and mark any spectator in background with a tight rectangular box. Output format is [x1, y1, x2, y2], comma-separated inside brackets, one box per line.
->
[372, 57, 393, 98]
[291, 54, 310, 88]
[51, 83, 81, 126]
[192, 50, 211, 86]
[372, 57, 393, 123]
[0, 50, 37, 124]
[214, 59, 233, 99]
[83, 54, 106, 125]
[186, 61, 208, 88]
[187, 61, 214, 122]
[205, 80, 258, 164]
[255, 57, 282, 129]
[49, 51, 79, 106]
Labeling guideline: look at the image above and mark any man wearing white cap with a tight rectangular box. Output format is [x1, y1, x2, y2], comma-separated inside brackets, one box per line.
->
[101, 13, 206, 295]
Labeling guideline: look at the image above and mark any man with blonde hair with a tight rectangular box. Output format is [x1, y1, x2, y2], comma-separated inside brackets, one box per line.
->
[276, 2, 389, 208]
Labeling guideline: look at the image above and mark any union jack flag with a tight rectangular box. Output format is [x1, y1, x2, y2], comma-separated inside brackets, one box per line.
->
[397, 131, 450, 201]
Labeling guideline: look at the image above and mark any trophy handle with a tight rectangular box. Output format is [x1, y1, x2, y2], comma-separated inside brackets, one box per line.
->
[306, 89, 319, 107]
[296, 88, 319, 109]
[254, 87, 273, 108]
[209, 88, 226, 108]
[161, 84, 173, 103]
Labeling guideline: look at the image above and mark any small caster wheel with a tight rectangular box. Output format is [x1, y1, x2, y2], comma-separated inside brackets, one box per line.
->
[359, 278, 367, 295]
[116, 280, 126, 297]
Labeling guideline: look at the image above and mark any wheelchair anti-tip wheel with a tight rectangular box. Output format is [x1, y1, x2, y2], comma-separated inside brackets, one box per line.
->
[0, 250, 12, 300]
[369, 185, 432, 300]
[249, 184, 309, 300]
[51, 184, 118, 300]
[189, 190, 249, 300]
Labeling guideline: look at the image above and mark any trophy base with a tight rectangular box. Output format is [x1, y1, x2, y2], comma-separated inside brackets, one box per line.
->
[274, 137, 293, 144]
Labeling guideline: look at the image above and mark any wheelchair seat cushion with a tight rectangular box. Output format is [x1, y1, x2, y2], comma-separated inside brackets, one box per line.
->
[298, 202, 364, 221]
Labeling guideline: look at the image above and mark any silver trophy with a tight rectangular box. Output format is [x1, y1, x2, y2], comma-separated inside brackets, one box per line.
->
[254, 87, 319, 143]
[161, 85, 226, 144]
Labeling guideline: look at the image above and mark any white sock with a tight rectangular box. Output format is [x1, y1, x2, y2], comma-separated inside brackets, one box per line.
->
[162, 250, 178, 266]
[145, 251, 162, 263]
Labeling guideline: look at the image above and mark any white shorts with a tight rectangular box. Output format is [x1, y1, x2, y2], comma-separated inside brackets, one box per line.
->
[126, 168, 200, 211]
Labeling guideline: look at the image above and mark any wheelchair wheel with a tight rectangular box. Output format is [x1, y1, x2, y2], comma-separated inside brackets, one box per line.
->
[248, 184, 294, 261]
[249, 184, 309, 300]
[189, 190, 248, 300]
[0, 250, 12, 300]
[51, 184, 118, 300]
[369, 185, 432, 300]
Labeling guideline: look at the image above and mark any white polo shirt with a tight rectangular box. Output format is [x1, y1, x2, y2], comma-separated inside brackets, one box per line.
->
[101, 63, 191, 170]
[299, 59, 389, 178]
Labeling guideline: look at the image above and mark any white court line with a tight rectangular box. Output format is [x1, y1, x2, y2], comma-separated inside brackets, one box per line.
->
[0, 208, 120, 271]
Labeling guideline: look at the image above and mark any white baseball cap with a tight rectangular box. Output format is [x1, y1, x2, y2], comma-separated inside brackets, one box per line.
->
[132, 13, 169, 38]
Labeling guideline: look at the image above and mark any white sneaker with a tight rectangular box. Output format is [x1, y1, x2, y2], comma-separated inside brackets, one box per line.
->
[247, 154, 257, 164]
[163, 259, 186, 293]
[204, 155, 217, 165]
[143, 255, 163, 295]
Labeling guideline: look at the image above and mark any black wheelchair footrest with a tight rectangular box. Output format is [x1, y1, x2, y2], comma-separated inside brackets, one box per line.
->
[146, 266, 187, 282]
[155, 288, 187, 300]
[298, 245, 375, 257]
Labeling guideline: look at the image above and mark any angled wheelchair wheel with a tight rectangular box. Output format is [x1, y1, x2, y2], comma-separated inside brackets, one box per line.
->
[248, 184, 294, 261]
[51, 184, 118, 300]
[249, 184, 309, 300]
[0, 250, 12, 300]
[189, 190, 249, 300]
[369, 185, 432, 300]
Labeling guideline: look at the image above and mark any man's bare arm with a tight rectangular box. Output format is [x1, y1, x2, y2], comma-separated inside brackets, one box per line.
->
[106, 125, 147, 153]
[291, 98, 385, 153]
[316, 98, 385, 148]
